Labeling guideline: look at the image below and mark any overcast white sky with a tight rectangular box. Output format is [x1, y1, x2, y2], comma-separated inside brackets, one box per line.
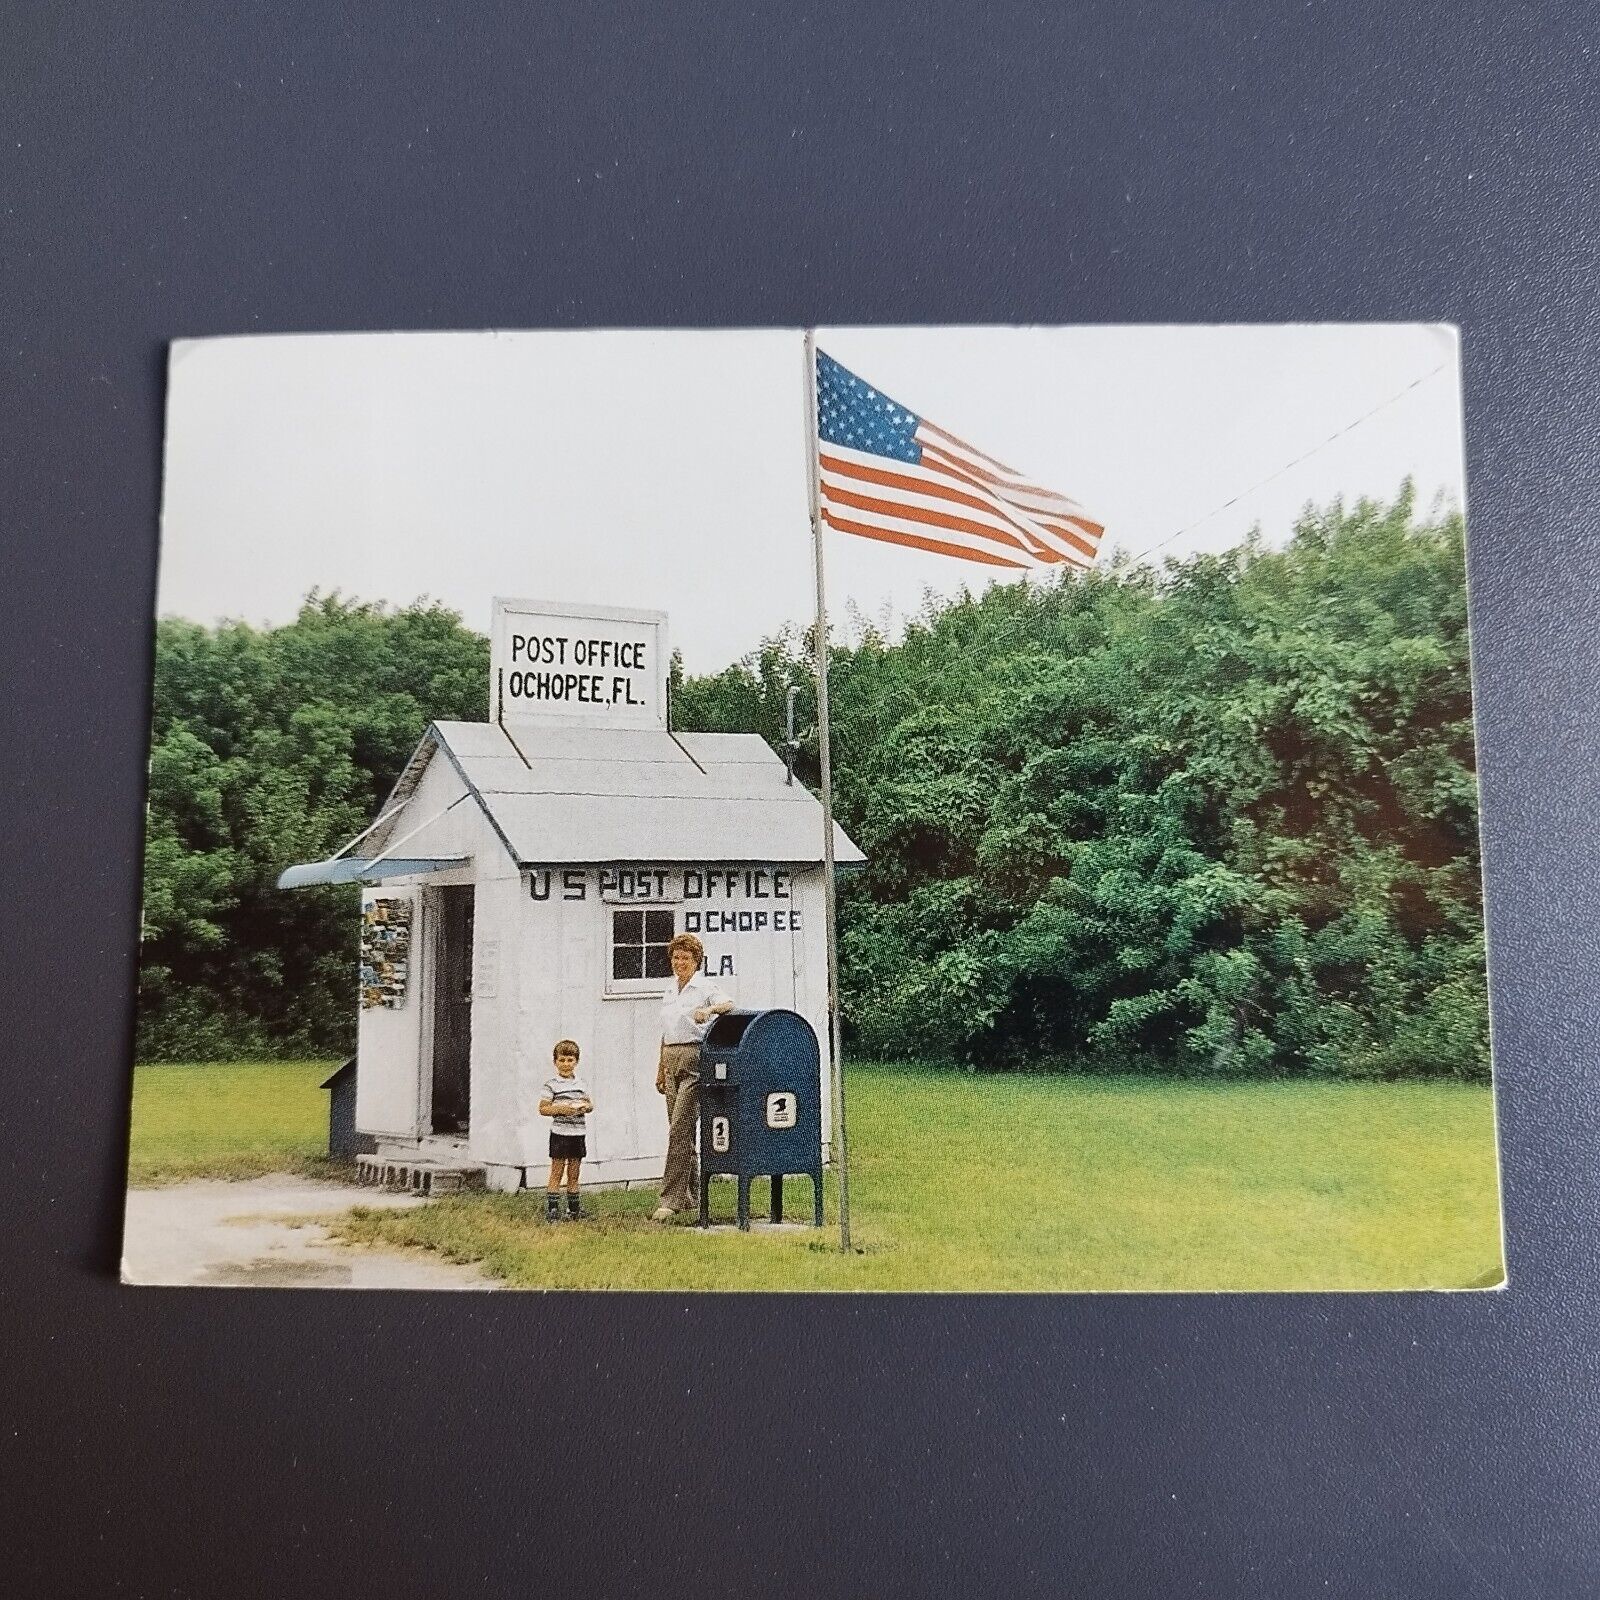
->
[160, 324, 1464, 675]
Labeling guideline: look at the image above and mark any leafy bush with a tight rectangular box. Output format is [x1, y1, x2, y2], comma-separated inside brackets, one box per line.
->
[138, 493, 1488, 1080]
[136, 595, 487, 1059]
[680, 489, 1486, 1081]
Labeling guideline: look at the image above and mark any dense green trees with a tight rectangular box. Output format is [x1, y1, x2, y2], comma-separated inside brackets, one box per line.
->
[138, 596, 487, 1057]
[678, 490, 1486, 1081]
[139, 492, 1487, 1079]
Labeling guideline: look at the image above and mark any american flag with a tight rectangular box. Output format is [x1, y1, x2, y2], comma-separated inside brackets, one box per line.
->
[814, 349, 1104, 571]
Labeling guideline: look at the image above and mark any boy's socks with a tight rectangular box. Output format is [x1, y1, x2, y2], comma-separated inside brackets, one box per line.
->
[566, 1191, 581, 1220]
[546, 1190, 561, 1222]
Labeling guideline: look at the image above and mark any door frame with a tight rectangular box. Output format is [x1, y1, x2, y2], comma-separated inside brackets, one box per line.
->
[424, 882, 475, 1136]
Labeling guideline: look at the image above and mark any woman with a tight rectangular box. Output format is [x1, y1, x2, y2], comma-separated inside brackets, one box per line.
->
[651, 932, 734, 1222]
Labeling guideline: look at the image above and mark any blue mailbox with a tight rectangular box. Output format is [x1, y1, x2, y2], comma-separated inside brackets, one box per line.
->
[697, 1009, 825, 1231]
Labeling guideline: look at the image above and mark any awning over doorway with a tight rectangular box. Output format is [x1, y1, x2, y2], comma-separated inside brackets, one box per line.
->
[276, 856, 468, 889]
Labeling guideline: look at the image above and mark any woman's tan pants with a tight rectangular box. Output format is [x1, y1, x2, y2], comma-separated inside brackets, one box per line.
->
[658, 1042, 701, 1211]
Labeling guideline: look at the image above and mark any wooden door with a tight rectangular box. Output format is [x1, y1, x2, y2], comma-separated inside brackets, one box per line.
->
[431, 886, 474, 1134]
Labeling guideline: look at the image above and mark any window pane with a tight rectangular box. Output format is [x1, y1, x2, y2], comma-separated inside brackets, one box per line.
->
[613, 909, 643, 945]
[612, 945, 643, 980]
[644, 944, 672, 979]
[645, 910, 675, 945]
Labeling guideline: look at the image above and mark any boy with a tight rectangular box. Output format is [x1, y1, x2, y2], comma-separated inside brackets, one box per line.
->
[538, 1039, 593, 1221]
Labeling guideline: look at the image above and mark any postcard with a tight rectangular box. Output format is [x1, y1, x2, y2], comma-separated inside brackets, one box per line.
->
[122, 326, 1503, 1290]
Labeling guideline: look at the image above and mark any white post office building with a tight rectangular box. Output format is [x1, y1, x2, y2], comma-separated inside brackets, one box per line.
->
[280, 599, 863, 1192]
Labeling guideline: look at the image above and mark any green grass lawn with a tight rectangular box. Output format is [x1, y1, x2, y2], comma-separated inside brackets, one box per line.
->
[128, 1059, 1504, 1291]
[126, 1060, 341, 1184]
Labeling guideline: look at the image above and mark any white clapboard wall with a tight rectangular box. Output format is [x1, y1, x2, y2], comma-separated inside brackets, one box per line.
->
[352, 717, 848, 1189]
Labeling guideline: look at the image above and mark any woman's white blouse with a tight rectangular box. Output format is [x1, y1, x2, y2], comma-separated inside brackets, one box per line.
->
[659, 972, 732, 1045]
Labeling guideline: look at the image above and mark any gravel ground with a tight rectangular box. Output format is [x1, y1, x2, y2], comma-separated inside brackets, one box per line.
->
[121, 1175, 498, 1289]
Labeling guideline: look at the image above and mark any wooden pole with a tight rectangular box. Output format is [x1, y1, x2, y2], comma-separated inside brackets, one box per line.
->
[803, 328, 851, 1252]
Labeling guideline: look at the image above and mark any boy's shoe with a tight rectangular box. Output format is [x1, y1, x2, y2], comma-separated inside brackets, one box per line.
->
[650, 1205, 676, 1222]
[566, 1193, 582, 1221]
[545, 1193, 561, 1223]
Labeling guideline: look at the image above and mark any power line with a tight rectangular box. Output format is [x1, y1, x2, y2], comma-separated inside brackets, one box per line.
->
[1126, 360, 1453, 565]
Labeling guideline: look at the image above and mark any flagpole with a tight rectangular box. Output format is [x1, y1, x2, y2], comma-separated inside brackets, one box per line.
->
[803, 327, 851, 1253]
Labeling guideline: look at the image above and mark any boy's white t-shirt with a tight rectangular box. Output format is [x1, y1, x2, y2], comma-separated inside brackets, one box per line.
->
[543, 1072, 590, 1133]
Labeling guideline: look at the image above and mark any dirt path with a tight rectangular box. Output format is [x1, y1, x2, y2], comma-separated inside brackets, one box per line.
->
[121, 1175, 499, 1289]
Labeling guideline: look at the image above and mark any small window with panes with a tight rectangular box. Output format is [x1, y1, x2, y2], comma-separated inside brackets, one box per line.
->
[607, 907, 678, 996]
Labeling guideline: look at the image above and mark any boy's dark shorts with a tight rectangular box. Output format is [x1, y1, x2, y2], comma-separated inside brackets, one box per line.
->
[549, 1132, 587, 1160]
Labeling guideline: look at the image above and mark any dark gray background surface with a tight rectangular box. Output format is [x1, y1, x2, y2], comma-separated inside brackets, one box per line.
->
[4, 4, 1597, 1595]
